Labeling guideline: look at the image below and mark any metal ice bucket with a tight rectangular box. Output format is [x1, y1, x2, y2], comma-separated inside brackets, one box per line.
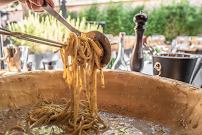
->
[153, 53, 201, 83]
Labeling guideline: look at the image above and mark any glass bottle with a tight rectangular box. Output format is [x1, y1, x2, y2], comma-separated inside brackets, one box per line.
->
[111, 32, 128, 70]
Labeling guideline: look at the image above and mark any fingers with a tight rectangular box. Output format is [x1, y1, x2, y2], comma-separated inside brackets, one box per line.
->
[29, 0, 43, 6]
[26, 0, 44, 12]
[31, 3, 44, 12]
[24, 0, 55, 12]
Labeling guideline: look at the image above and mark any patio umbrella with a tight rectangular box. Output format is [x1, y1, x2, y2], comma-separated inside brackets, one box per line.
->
[60, 0, 67, 19]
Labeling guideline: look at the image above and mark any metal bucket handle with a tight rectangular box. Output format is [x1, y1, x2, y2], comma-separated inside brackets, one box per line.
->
[153, 62, 162, 76]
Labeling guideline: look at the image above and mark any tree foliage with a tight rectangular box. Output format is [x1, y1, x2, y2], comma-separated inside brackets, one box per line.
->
[145, 0, 202, 40]
[68, 0, 202, 41]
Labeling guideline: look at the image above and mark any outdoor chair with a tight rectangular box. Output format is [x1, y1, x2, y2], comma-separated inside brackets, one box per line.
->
[146, 35, 166, 46]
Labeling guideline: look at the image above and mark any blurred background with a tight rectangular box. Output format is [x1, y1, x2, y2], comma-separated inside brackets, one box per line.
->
[0, 0, 202, 87]
[1, 0, 202, 40]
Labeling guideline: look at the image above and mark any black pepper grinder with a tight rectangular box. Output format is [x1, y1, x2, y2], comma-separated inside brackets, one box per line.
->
[130, 11, 148, 72]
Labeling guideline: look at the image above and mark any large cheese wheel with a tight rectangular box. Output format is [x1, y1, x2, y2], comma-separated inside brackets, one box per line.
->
[0, 70, 202, 134]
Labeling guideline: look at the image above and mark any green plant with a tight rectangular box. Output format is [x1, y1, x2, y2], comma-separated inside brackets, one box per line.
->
[16, 0, 202, 47]
[154, 47, 161, 53]
[98, 4, 144, 35]
[75, 0, 202, 41]
[7, 11, 103, 54]
[106, 58, 116, 69]
[78, 2, 144, 35]
[85, 3, 100, 21]
[145, 0, 202, 41]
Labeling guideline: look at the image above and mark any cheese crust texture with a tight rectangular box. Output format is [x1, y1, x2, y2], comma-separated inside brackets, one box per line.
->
[0, 70, 202, 134]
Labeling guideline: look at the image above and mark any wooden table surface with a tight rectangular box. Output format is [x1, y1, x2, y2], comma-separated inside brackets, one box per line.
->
[177, 48, 198, 52]
[178, 47, 202, 53]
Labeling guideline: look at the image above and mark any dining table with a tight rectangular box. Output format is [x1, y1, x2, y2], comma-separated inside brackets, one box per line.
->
[177, 47, 202, 54]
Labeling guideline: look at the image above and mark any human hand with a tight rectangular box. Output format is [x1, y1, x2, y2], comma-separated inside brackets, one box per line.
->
[19, 0, 55, 12]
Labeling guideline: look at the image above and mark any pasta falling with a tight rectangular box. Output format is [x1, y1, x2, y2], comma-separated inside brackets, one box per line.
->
[56, 32, 108, 134]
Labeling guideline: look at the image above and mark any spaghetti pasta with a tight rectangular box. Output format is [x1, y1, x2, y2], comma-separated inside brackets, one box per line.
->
[5, 32, 108, 135]
[56, 32, 108, 134]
